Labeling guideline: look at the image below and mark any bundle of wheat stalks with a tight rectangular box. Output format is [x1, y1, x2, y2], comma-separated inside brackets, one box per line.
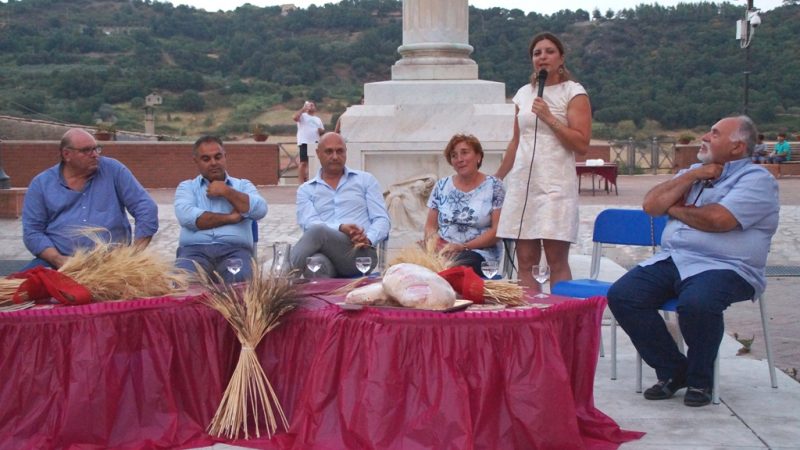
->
[389, 237, 525, 306]
[197, 261, 300, 440]
[0, 231, 188, 308]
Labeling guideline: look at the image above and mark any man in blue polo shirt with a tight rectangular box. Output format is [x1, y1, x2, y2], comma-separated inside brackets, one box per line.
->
[291, 132, 390, 278]
[174, 135, 268, 282]
[608, 115, 779, 407]
[22, 128, 158, 269]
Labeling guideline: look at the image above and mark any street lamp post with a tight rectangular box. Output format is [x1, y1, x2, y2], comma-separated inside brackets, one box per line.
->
[737, 0, 760, 115]
[744, 39, 750, 115]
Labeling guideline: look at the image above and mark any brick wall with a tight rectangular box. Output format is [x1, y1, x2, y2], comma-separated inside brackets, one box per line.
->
[0, 141, 280, 188]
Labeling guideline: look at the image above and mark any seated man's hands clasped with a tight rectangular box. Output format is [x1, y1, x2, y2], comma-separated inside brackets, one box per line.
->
[340, 223, 371, 249]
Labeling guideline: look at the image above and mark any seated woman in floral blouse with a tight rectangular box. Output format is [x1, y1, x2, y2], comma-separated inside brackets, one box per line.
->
[424, 134, 506, 276]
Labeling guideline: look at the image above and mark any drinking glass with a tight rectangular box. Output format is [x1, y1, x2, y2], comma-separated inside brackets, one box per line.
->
[225, 258, 243, 281]
[531, 264, 550, 298]
[480, 260, 499, 279]
[306, 256, 322, 282]
[355, 256, 372, 277]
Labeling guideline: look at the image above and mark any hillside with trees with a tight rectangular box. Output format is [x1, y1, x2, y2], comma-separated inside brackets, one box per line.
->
[0, 0, 798, 140]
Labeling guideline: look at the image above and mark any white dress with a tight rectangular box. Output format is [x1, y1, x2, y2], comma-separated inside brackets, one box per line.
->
[497, 81, 587, 242]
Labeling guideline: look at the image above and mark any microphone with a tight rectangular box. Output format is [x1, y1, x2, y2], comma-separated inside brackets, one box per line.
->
[536, 69, 548, 97]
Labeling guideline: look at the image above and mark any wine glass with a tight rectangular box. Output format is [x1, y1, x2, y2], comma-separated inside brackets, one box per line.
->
[355, 256, 372, 277]
[306, 256, 322, 282]
[531, 264, 550, 298]
[480, 260, 499, 279]
[225, 258, 243, 281]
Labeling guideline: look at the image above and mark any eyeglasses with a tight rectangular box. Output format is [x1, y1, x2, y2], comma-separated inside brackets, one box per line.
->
[67, 146, 102, 155]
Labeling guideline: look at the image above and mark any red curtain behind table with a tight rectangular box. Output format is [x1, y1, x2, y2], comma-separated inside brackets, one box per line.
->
[0, 298, 237, 450]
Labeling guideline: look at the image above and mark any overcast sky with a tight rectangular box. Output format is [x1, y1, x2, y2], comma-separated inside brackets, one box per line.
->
[169, 0, 783, 15]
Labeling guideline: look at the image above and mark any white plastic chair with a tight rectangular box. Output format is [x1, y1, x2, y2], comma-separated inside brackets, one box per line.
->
[635, 293, 778, 404]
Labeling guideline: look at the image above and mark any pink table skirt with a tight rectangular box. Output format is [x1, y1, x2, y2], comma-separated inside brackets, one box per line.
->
[0, 282, 642, 449]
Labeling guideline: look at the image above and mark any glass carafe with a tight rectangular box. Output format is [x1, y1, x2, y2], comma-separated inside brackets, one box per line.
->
[270, 242, 292, 276]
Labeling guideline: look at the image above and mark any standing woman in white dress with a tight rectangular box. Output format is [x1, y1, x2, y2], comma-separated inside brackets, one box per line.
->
[495, 32, 592, 290]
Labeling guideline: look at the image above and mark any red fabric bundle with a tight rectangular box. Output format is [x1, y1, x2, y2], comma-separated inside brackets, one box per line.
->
[438, 266, 485, 303]
[10, 266, 92, 305]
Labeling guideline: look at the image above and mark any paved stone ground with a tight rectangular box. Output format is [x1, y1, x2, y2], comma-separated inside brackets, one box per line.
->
[1, 174, 798, 380]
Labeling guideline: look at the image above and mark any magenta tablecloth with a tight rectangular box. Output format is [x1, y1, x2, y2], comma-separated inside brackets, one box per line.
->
[0, 284, 642, 449]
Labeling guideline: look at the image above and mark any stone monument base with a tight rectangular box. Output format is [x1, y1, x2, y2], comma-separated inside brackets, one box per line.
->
[322, 79, 514, 188]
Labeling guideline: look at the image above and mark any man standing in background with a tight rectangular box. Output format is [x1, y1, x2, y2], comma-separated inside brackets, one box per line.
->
[293, 101, 324, 184]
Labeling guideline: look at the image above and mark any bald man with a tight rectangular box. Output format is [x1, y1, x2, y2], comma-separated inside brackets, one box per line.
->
[291, 132, 390, 278]
[22, 128, 158, 269]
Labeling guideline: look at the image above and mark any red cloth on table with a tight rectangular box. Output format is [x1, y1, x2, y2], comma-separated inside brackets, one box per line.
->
[10, 266, 92, 305]
[0, 288, 643, 449]
[438, 265, 485, 303]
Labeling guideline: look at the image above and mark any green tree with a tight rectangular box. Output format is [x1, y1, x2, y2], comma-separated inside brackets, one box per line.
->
[177, 90, 205, 112]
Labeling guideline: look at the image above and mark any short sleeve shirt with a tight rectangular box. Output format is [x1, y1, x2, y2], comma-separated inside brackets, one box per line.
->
[427, 175, 505, 262]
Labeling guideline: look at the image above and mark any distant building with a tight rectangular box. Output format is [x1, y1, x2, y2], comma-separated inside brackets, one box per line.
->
[281, 4, 297, 16]
[145, 93, 163, 107]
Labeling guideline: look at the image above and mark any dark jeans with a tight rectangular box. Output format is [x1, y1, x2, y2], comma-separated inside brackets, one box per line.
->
[175, 243, 254, 283]
[607, 258, 754, 389]
[22, 257, 54, 271]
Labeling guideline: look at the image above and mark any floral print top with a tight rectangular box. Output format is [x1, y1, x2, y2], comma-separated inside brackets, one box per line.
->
[426, 175, 505, 262]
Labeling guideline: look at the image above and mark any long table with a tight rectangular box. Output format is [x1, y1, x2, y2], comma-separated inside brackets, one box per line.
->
[0, 282, 643, 449]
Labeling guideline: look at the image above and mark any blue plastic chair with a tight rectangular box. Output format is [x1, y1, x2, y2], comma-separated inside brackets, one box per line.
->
[251, 220, 259, 259]
[551, 209, 668, 378]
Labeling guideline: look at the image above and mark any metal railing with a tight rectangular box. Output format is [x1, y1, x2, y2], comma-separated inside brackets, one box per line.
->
[277, 142, 299, 179]
[608, 138, 677, 175]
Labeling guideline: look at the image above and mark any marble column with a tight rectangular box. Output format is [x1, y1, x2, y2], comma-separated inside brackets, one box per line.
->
[392, 0, 477, 80]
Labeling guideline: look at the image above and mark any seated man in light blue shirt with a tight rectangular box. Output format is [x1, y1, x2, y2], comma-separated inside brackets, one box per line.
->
[608, 116, 779, 407]
[174, 136, 268, 282]
[22, 128, 158, 269]
[291, 132, 390, 278]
